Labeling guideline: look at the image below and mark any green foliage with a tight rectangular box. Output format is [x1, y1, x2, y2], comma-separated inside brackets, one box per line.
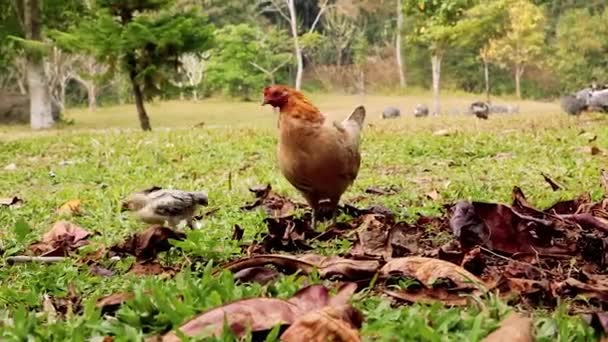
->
[484, 0, 546, 71]
[52, 1, 214, 100]
[205, 24, 291, 100]
[404, 0, 477, 53]
[550, 8, 608, 91]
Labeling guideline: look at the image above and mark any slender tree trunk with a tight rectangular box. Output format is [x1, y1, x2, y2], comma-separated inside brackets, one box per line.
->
[126, 53, 151, 131]
[17, 78, 27, 95]
[359, 69, 365, 95]
[88, 83, 97, 111]
[396, 0, 406, 88]
[431, 53, 442, 115]
[192, 89, 198, 102]
[59, 81, 67, 111]
[287, 0, 303, 90]
[484, 60, 490, 103]
[24, 0, 54, 129]
[514, 65, 523, 99]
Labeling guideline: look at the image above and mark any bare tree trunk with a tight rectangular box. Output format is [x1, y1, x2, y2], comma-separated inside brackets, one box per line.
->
[17, 78, 27, 95]
[192, 89, 198, 102]
[88, 83, 97, 111]
[514, 65, 523, 99]
[484, 59, 490, 103]
[431, 53, 442, 115]
[59, 81, 67, 110]
[127, 53, 151, 131]
[359, 69, 365, 95]
[396, 0, 406, 88]
[24, 0, 54, 129]
[287, 0, 303, 90]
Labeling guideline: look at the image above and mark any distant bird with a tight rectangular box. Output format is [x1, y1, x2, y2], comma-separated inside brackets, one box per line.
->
[382, 106, 401, 119]
[469, 101, 489, 119]
[121, 186, 208, 228]
[414, 104, 429, 117]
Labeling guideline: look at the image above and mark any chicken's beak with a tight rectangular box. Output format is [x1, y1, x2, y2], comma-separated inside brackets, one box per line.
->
[261, 98, 269, 106]
[120, 201, 129, 212]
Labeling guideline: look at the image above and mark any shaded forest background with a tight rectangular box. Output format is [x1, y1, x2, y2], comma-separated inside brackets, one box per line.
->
[0, 0, 607, 129]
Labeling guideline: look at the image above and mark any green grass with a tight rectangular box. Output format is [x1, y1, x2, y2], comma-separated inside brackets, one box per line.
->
[0, 95, 607, 341]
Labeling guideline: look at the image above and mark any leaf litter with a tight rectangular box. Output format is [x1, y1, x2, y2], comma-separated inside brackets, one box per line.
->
[16, 170, 608, 339]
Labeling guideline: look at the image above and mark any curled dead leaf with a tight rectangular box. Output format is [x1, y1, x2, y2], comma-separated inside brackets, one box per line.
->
[482, 312, 532, 342]
[129, 261, 179, 277]
[449, 200, 571, 255]
[380, 256, 487, 293]
[280, 304, 363, 342]
[381, 256, 486, 306]
[541, 172, 562, 191]
[426, 190, 441, 201]
[0, 196, 23, 208]
[110, 226, 186, 261]
[27, 221, 91, 256]
[57, 199, 83, 216]
[365, 186, 399, 196]
[241, 184, 304, 217]
[96, 292, 135, 315]
[224, 254, 380, 281]
[233, 267, 279, 285]
[232, 224, 244, 241]
[159, 283, 357, 341]
[582, 312, 608, 335]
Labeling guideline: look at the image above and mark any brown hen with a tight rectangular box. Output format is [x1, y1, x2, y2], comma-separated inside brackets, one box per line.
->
[262, 85, 366, 228]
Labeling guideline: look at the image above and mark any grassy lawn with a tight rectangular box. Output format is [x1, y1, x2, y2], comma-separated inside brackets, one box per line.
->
[0, 94, 607, 341]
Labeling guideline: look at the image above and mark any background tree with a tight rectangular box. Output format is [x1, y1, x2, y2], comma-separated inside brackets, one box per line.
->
[404, 0, 476, 115]
[551, 8, 608, 91]
[456, 0, 508, 101]
[14, 0, 55, 129]
[260, 0, 331, 90]
[52, 0, 214, 131]
[206, 24, 291, 99]
[485, 0, 545, 99]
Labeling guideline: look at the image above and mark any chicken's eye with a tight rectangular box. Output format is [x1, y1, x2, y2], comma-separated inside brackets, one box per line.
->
[272, 91, 280, 97]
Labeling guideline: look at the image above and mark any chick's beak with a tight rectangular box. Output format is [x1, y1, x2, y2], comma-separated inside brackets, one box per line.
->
[120, 202, 129, 212]
[261, 97, 269, 106]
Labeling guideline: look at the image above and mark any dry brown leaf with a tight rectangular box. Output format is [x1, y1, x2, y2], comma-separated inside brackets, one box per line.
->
[27, 221, 91, 256]
[433, 129, 451, 136]
[129, 261, 179, 277]
[96, 292, 135, 315]
[42, 221, 90, 244]
[241, 184, 305, 217]
[280, 305, 363, 342]
[110, 226, 186, 261]
[579, 146, 603, 156]
[0, 196, 23, 208]
[426, 190, 441, 201]
[541, 173, 562, 191]
[380, 256, 487, 293]
[449, 200, 572, 255]
[383, 288, 470, 306]
[233, 267, 279, 285]
[231, 224, 244, 241]
[482, 312, 532, 342]
[224, 254, 380, 281]
[57, 199, 83, 216]
[159, 283, 357, 341]
[364, 186, 399, 196]
[601, 169, 608, 196]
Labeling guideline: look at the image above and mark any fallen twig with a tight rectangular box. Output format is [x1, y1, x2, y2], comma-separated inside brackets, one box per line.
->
[6, 256, 66, 264]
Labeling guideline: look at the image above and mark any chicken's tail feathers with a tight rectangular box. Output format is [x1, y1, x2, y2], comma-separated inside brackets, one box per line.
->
[191, 191, 209, 205]
[346, 105, 366, 128]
